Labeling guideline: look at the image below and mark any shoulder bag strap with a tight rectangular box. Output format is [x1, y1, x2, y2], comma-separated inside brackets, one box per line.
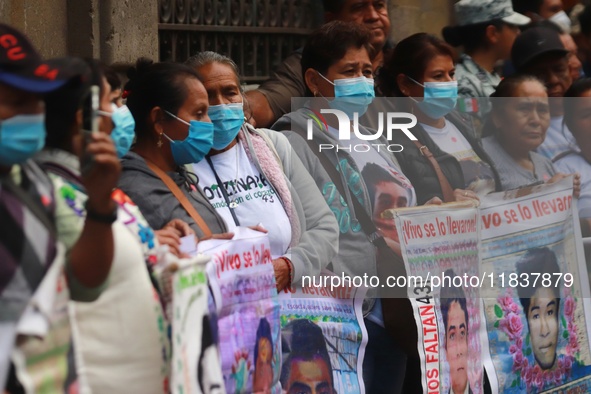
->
[411, 140, 455, 202]
[144, 159, 212, 239]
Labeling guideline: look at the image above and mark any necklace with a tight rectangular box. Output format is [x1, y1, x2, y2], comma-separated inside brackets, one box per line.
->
[205, 142, 242, 225]
[227, 144, 240, 208]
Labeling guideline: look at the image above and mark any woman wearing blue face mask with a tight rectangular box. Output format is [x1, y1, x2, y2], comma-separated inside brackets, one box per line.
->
[272, 21, 424, 394]
[117, 58, 230, 240]
[184, 51, 338, 295]
[377, 33, 501, 205]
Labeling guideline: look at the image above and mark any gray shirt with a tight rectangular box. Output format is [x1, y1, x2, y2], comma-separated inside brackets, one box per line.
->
[482, 135, 556, 190]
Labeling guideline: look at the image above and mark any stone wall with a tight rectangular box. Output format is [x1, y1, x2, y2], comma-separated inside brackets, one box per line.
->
[389, 0, 455, 44]
[1, 0, 455, 63]
[0, 0, 158, 63]
[0, 0, 68, 58]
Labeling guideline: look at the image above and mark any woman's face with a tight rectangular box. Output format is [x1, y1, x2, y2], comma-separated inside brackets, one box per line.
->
[161, 77, 210, 141]
[313, 46, 372, 99]
[567, 88, 591, 161]
[404, 54, 455, 98]
[197, 62, 243, 106]
[494, 81, 550, 152]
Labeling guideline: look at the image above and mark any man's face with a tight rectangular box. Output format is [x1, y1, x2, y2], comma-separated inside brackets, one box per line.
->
[560, 33, 583, 81]
[330, 0, 390, 50]
[372, 180, 409, 242]
[285, 356, 334, 394]
[446, 301, 468, 394]
[524, 54, 571, 98]
[538, 0, 564, 19]
[527, 287, 559, 370]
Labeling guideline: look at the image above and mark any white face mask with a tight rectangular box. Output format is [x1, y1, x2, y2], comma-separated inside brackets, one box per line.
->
[549, 10, 572, 33]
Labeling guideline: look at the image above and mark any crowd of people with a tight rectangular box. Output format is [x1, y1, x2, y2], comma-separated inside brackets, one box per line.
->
[2, 0, 591, 393]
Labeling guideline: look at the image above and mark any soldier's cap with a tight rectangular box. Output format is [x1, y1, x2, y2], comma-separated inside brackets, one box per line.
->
[511, 27, 569, 71]
[454, 0, 531, 26]
[0, 23, 68, 93]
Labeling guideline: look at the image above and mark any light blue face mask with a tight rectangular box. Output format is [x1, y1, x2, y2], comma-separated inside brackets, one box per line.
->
[0, 113, 46, 166]
[408, 76, 458, 119]
[208, 102, 244, 150]
[318, 73, 375, 118]
[164, 110, 214, 165]
[98, 104, 136, 158]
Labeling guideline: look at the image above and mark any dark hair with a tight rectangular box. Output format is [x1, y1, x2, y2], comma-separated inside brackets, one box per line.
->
[280, 319, 333, 387]
[440, 268, 469, 348]
[44, 57, 102, 150]
[185, 51, 242, 90]
[322, 0, 346, 14]
[361, 162, 409, 212]
[103, 64, 121, 91]
[579, 5, 591, 37]
[254, 318, 273, 364]
[483, 74, 546, 137]
[124, 58, 201, 140]
[301, 20, 374, 96]
[563, 77, 591, 135]
[516, 247, 561, 316]
[442, 19, 506, 53]
[377, 33, 456, 97]
[512, 0, 544, 15]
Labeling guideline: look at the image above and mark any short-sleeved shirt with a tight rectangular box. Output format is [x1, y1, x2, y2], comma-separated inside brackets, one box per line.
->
[536, 116, 579, 161]
[555, 151, 591, 218]
[483, 135, 556, 190]
[421, 120, 496, 195]
[192, 141, 292, 259]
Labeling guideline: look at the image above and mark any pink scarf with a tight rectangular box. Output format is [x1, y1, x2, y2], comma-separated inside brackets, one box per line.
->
[239, 127, 301, 247]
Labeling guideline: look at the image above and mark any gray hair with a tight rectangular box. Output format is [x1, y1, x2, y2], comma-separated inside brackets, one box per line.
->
[185, 51, 242, 91]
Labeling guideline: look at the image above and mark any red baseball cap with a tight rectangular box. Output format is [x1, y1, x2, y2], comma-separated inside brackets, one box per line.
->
[0, 23, 67, 93]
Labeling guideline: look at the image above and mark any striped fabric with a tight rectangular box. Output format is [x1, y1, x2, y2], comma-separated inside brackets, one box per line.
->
[0, 161, 57, 324]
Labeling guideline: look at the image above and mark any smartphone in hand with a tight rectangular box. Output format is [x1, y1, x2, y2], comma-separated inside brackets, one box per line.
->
[81, 85, 100, 175]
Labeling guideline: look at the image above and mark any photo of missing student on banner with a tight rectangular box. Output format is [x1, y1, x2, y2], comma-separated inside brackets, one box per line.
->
[480, 177, 591, 393]
[278, 271, 368, 394]
[393, 203, 485, 394]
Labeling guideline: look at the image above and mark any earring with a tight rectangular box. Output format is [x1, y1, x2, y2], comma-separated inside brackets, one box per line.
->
[157, 133, 163, 148]
[313, 91, 318, 97]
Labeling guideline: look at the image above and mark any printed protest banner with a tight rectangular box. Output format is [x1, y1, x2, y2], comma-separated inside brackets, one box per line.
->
[278, 271, 368, 394]
[480, 177, 591, 393]
[201, 227, 281, 394]
[391, 202, 485, 394]
[170, 254, 224, 394]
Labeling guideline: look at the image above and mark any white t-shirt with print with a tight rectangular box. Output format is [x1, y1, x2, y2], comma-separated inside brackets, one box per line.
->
[192, 141, 291, 259]
[421, 120, 496, 195]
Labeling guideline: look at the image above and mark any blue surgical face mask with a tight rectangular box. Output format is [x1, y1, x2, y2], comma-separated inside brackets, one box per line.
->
[98, 104, 136, 158]
[318, 73, 375, 118]
[408, 77, 458, 119]
[0, 113, 46, 166]
[208, 102, 244, 150]
[164, 110, 214, 165]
